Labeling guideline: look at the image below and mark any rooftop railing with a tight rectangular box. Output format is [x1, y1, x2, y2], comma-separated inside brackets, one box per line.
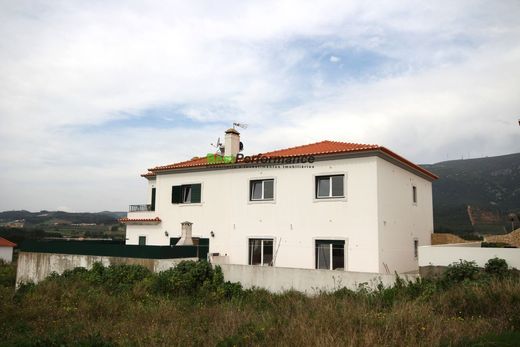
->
[129, 204, 153, 212]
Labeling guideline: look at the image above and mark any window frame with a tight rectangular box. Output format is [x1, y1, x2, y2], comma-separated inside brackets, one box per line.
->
[248, 238, 274, 266]
[249, 179, 275, 202]
[315, 239, 345, 270]
[315, 174, 346, 200]
[182, 185, 192, 203]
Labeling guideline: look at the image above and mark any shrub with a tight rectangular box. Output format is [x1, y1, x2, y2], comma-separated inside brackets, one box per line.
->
[151, 260, 215, 296]
[443, 260, 480, 284]
[0, 260, 16, 287]
[484, 257, 509, 277]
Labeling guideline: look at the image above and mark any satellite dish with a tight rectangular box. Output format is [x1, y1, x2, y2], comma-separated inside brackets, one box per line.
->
[211, 137, 222, 148]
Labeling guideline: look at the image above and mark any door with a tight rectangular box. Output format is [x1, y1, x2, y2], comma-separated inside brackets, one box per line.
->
[138, 236, 146, 246]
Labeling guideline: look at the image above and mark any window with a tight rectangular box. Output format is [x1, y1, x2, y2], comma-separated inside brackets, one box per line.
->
[316, 175, 344, 199]
[150, 188, 156, 211]
[250, 179, 274, 201]
[414, 239, 419, 259]
[315, 240, 345, 270]
[172, 184, 201, 204]
[248, 238, 273, 266]
[138, 236, 146, 246]
[412, 186, 417, 204]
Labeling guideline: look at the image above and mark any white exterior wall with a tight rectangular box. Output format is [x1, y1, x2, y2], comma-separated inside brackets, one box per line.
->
[0, 246, 13, 263]
[127, 157, 381, 272]
[376, 158, 433, 273]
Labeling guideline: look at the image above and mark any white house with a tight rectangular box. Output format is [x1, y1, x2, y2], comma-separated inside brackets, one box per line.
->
[122, 128, 437, 274]
[0, 237, 17, 263]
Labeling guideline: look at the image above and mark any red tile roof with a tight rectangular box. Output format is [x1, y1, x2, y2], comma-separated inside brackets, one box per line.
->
[119, 217, 161, 224]
[140, 171, 156, 178]
[148, 140, 438, 180]
[0, 237, 16, 247]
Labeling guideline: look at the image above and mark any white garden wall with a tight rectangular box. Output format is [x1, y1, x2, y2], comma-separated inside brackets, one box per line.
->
[418, 245, 520, 268]
[16, 251, 196, 286]
[216, 263, 418, 294]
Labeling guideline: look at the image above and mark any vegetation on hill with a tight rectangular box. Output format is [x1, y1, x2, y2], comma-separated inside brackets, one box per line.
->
[1, 260, 519, 346]
[0, 210, 124, 226]
[0, 210, 126, 242]
[421, 152, 520, 236]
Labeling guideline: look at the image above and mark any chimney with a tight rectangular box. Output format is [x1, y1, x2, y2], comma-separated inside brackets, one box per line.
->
[224, 128, 240, 157]
[176, 221, 194, 246]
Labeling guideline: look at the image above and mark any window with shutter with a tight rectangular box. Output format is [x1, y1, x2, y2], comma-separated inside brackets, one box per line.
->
[172, 184, 201, 204]
[151, 188, 156, 211]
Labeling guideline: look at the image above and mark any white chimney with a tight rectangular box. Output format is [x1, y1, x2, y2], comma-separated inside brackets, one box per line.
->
[224, 128, 240, 157]
[176, 221, 194, 246]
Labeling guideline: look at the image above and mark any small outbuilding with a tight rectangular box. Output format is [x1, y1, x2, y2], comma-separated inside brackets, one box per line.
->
[0, 237, 17, 263]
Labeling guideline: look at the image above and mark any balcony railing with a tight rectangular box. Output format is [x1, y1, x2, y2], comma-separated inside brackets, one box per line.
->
[129, 204, 153, 212]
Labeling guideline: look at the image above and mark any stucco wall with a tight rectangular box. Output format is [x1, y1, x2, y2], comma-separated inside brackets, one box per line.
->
[16, 251, 196, 286]
[0, 246, 13, 263]
[418, 245, 520, 268]
[127, 157, 381, 272]
[376, 158, 433, 273]
[216, 263, 418, 294]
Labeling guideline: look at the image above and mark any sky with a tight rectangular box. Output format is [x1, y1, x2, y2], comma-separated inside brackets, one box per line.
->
[1, 1, 519, 212]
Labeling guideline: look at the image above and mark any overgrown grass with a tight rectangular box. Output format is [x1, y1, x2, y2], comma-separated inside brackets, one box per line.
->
[1, 260, 519, 346]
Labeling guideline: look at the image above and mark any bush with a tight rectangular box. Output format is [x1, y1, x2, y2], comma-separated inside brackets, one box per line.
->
[443, 260, 480, 284]
[151, 260, 216, 296]
[485, 257, 509, 277]
[0, 260, 16, 287]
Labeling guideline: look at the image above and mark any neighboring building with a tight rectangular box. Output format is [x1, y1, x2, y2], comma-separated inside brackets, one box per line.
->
[0, 237, 17, 263]
[4, 219, 24, 228]
[122, 128, 437, 273]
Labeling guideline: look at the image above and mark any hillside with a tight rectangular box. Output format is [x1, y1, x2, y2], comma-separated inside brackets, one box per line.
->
[0, 210, 124, 226]
[0, 210, 126, 243]
[421, 152, 520, 235]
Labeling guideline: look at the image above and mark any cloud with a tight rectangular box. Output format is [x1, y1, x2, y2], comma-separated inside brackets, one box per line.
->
[0, 0, 519, 211]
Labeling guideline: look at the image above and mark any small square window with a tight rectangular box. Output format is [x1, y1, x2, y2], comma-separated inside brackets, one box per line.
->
[248, 238, 274, 266]
[316, 175, 344, 199]
[250, 179, 274, 201]
[315, 240, 345, 270]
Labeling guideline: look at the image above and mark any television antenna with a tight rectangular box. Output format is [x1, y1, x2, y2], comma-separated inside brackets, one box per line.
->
[233, 122, 248, 130]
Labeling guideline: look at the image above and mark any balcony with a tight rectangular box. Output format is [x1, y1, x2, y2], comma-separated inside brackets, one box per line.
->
[129, 204, 153, 212]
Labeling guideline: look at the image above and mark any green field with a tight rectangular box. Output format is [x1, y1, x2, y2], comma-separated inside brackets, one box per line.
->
[1, 260, 519, 346]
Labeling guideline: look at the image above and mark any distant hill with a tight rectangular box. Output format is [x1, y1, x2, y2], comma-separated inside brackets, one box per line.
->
[0, 210, 125, 226]
[421, 153, 520, 235]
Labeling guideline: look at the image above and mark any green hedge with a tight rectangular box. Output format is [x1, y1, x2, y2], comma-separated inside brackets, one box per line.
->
[19, 239, 209, 260]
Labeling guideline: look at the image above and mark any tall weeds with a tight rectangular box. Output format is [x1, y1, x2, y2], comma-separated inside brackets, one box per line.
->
[0, 260, 519, 346]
